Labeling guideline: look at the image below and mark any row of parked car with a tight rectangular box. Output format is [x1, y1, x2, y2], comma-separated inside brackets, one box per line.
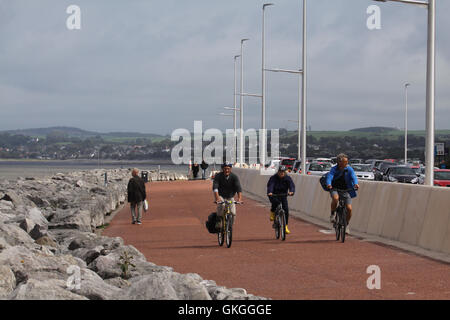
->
[265, 157, 450, 187]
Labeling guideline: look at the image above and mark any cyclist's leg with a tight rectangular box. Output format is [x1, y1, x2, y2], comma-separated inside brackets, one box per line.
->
[346, 204, 352, 220]
[281, 196, 290, 233]
[229, 198, 236, 217]
[330, 190, 339, 222]
[342, 193, 352, 234]
[268, 196, 280, 221]
[216, 196, 225, 228]
[281, 197, 289, 225]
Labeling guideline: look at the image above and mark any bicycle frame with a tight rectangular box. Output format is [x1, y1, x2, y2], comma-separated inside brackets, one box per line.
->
[216, 200, 239, 248]
[333, 189, 351, 243]
[270, 194, 290, 241]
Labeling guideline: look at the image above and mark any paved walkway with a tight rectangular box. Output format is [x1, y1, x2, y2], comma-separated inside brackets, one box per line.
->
[104, 179, 450, 300]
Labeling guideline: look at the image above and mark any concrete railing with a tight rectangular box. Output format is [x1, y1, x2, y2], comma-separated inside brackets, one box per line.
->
[234, 168, 450, 256]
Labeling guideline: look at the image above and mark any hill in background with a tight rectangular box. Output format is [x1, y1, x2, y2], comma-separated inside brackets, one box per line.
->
[349, 127, 400, 133]
[2, 127, 166, 142]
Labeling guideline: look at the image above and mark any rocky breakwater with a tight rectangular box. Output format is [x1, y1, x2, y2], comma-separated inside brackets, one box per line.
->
[0, 169, 267, 300]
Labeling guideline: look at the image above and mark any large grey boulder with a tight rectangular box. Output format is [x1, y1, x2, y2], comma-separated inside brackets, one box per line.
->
[27, 207, 48, 227]
[0, 200, 14, 211]
[0, 266, 16, 298]
[29, 224, 48, 240]
[49, 210, 91, 232]
[70, 268, 122, 300]
[117, 272, 212, 300]
[1, 190, 21, 206]
[0, 246, 85, 283]
[0, 224, 34, 247]
[9, 279, 87, 300]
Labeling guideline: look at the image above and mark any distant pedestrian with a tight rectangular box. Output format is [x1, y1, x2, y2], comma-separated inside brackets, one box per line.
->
[192, 162, 200, 179]
[127, 168, 147, 225]
[201, 160, 209, 180]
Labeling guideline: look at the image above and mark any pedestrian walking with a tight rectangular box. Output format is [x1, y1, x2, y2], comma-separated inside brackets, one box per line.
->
[192, 162, 200, 179]
[127, 168, 147, 225]
[201, 160, 209, 180]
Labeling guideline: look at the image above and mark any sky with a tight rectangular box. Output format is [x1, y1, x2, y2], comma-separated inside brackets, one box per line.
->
[0, 0, 449, 135]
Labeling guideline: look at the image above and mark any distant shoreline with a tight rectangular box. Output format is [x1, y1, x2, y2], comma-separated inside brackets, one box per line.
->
[0, 159, 175, 165]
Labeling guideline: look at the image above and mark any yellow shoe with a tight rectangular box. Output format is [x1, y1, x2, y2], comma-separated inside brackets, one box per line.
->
[285, 225, 291, 234]
[270, 211, 275, 221]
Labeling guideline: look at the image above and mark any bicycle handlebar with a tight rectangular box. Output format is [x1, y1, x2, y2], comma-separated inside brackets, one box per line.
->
[215, 201, 243, 205]
[269, 193, 293, 197]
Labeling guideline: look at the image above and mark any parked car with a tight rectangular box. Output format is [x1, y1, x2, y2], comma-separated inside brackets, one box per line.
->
[374, 162, 397, 181]
[351, 164, 375, 180]
[365, 159, 384, 170]
[280, 158, 296, 172]
[315, 158, 333, 163]
[292, 160, 302, 173]
[383, 166, 421, 184]
[265, 159, 281, 170]
[349, 158, 363, 165]
[306, 162, 332, 176]
[434, 169, 450, 187]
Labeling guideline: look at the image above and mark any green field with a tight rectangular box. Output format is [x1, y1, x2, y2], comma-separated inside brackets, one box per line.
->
[287, 130, 450, 141]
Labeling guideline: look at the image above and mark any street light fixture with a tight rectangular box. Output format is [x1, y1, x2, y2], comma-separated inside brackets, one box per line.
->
[374, 0, 435, 185]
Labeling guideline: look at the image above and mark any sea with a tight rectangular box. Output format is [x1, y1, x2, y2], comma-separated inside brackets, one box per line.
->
[0, 160, 192, 181]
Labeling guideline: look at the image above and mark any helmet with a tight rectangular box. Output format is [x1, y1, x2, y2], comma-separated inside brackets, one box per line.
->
[278, 165, 287, 172]
[221, 162, 233, 169]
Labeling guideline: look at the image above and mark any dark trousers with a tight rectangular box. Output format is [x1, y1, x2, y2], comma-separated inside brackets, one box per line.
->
[268, 196, 290, 225]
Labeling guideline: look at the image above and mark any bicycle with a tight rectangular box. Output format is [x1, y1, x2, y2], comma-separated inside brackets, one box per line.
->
[270, 194, 291, 241]
[215, 200, 242, 248]
[332, 188, 352, 243]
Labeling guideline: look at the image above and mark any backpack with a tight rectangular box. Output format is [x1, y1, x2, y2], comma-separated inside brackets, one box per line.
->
[319, 174, 329, 191]
[205, 212, 219, 234]
[319, 168, 347, 192]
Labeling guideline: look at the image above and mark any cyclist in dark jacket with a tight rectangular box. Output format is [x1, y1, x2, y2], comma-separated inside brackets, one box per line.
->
[267, 166, 295, 234]
[213, 162, 243, 228]
[201, 160, 209, 180]
[127, 168, 147, 225]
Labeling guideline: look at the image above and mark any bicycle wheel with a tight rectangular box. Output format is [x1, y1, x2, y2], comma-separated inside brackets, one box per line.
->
[226, 214, 233, 248]
[280, 210, 286, 241]
[335, 209, 341, 241]
[341, 210, 347, 243]
[217, 216, 225, 246]
[274, 213, 281, 239]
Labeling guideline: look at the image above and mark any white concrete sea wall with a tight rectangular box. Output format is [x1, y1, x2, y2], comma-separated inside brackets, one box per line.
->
[234, 168, 450, 255]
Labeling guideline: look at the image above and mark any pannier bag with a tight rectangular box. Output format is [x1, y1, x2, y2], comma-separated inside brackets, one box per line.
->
[205, 212, 219, 234]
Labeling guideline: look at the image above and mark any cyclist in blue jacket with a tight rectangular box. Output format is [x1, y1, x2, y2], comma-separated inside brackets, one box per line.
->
[326, 154, 359, 234]
[267, 166, 295, 234]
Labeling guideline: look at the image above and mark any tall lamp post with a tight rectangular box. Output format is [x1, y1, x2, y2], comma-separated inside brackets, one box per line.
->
[263, 0, 307, 174]
[261, 3, 274, 168]
[404, 83, 411, 164]
[239, 39, 249, 165]
[224, 106, 240, 162]
[374, 0, 435, 186]
[233, 55, 240, 162]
